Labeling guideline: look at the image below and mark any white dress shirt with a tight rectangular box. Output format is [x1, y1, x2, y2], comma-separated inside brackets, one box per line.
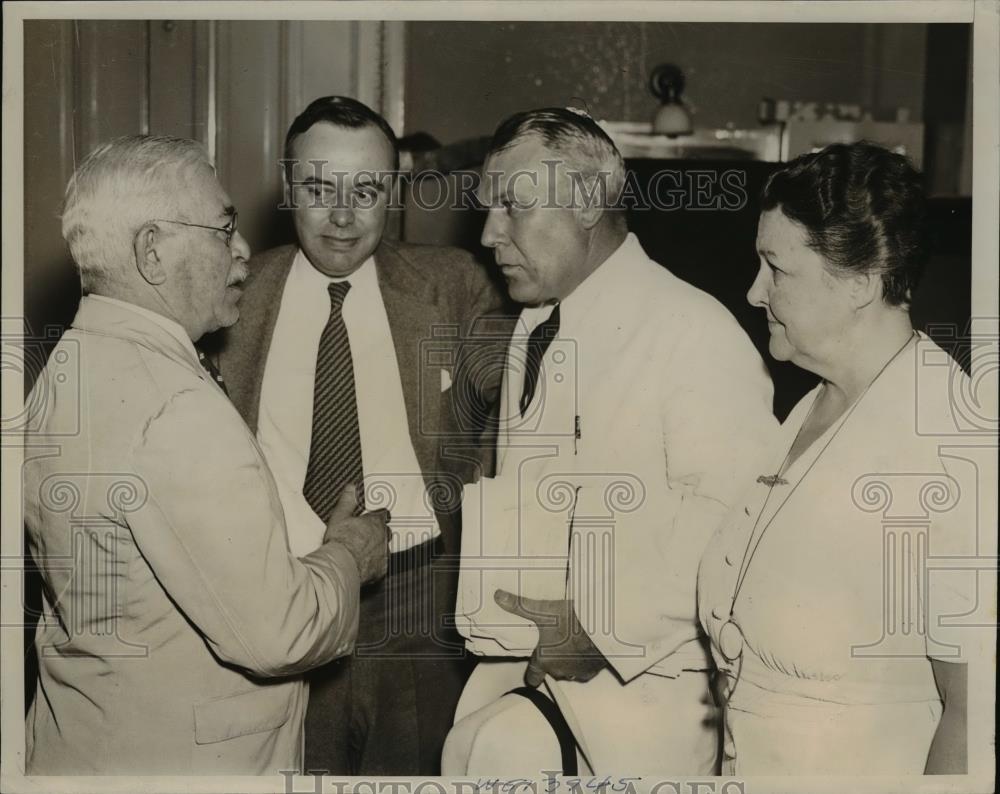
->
[257, 249, 439, 557]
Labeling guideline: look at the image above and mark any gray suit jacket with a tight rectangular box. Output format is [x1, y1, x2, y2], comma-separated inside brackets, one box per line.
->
[217, 238, 510, 553]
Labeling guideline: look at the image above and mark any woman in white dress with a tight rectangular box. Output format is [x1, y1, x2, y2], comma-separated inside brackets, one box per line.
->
[697, 142, 973, 775]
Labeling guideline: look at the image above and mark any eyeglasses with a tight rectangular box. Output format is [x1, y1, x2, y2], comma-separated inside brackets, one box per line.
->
[150, 211, 239, 247]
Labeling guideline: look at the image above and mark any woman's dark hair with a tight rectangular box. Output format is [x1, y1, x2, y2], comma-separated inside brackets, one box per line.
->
[284, 95, 399, 171]
[760, 141, 927, 306]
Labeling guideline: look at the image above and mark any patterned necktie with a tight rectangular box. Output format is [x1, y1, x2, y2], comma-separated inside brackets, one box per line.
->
[520, 303, 560, 417]
[196, 347, 229, 396]
[302, 281, 364, 522]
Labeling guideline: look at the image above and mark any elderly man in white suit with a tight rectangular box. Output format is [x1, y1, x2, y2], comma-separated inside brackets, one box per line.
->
[445, 108, 778, 775]
[22, 135, 389, 775]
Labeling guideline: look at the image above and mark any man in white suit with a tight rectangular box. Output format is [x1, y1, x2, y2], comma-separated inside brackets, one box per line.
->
[23, 135, 389, 775]
[445, 108, 778, 774]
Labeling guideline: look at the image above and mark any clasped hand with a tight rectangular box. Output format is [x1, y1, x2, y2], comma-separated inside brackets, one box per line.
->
[494, 589, 607, 688]
[322, 485, 391, 584]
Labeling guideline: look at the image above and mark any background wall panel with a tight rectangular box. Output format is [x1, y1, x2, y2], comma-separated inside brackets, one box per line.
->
[404, 22, 928, 143]
[149, 20, 205, 143]
[21, 19, 397, 342]
[23, 20, 76, 339]
[75, 21, 150, 146]
[215, 21, 286, 255]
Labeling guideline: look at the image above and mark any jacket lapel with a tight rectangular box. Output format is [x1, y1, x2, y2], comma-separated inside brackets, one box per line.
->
[374, 241, 444, 483]
[219, 245, 297, 433]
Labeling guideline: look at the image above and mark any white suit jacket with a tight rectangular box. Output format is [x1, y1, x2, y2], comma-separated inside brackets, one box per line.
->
[459, 233, 778, 682]
[22, 296, 362, 774]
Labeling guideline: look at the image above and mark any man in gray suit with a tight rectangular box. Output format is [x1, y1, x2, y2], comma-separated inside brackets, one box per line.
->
[218, 96, 506, 775]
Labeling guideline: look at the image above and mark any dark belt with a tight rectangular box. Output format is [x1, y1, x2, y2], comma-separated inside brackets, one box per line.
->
[388, 534, 445, 576]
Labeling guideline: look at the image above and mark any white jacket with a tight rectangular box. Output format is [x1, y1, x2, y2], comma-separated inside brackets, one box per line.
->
[23, 296, 362, 774]
[458, 233, 778, 681]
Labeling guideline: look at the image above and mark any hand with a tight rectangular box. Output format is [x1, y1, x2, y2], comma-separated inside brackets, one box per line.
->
[322, 486, 390, 585]
[494, 589, 607, 688]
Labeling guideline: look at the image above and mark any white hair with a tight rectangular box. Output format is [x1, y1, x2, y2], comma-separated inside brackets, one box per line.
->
[61, 135, 213, 292]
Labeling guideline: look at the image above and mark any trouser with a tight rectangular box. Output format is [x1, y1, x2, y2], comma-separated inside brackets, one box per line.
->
[304, 539, 473, 775]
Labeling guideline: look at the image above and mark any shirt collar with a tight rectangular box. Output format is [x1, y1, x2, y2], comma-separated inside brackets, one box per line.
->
[86, 294, 198, 358]
[292, 248, 377, 294]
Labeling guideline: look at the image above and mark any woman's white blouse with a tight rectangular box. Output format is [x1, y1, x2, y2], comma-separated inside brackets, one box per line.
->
[697, 333, 982, 774]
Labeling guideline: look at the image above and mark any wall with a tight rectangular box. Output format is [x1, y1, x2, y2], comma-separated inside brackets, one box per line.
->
[404, 22, 927, 143]
[923, 24, 974, 195]
[22, 19, 395, 341]
[22, 18, 967, 345]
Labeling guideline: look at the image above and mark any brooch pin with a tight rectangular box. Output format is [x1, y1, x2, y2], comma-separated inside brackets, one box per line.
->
[756, 474, 788, 487]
